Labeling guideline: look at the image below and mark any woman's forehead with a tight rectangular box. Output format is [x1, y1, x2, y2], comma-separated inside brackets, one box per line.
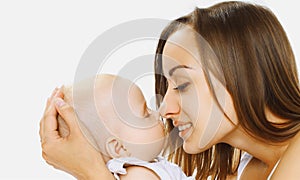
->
[166, 27, 199, 52]
[163, 28, 201, 69]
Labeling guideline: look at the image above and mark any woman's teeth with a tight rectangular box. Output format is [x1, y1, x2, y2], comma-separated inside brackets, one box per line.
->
[178, 123, 192, 132]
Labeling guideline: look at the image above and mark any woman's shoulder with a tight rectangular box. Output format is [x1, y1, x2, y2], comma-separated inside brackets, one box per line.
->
[271, 131, 300, 179]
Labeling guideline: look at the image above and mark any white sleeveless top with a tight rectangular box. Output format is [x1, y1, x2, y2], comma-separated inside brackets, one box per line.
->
[237, 152, 279, 180]
[106, 157, 195, 180]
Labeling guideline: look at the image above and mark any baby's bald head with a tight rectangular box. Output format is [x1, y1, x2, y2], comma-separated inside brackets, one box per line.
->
[58, 74, 118, 147]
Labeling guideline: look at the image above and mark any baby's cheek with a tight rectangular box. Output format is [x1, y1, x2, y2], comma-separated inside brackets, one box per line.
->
[123, 141, 163, 161]
[121, 125, 163, 144]
[143, 124, 165, 142]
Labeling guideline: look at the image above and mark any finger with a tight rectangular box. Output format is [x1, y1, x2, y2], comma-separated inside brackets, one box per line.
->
[47, 88, 59, 106]
[53, 87, 64, 99]
[40, 88, 60, 143]
[43, 99, 60, 139]
[44, 98, 58, 121]
[54, 97, 80, 135]
[43, 97, 52, 115]
[42, 151, 48, 161]
[39, 117, 43, 141]
[40, 97, 52, 140]
[51, 87, 59, 99]
[44, 87, 59, 114]
[40, 116, 59, 143]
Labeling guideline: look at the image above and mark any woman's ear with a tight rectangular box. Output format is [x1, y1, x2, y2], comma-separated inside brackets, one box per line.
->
[105, 137, 130, 158]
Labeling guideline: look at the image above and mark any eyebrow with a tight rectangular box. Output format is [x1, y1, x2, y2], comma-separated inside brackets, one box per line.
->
[169, 65, 192, 76]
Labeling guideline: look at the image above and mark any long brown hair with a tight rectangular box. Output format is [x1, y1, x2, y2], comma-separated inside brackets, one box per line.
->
[155, 1, 300, 179]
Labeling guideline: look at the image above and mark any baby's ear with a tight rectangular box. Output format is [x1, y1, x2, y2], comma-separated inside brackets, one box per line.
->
[105, 137, 130, 158]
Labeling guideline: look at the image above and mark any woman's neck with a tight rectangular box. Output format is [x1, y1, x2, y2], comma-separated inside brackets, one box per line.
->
[222, 126, 288, 170]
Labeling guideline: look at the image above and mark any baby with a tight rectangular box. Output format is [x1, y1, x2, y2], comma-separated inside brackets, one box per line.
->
[57, 74, 194, 180]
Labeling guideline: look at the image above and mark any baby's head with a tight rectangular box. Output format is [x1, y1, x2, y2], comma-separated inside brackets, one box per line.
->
[58, 74, 165, 162]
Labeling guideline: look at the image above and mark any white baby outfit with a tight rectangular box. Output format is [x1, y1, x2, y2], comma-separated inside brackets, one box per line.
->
[106, 156, 195, 180]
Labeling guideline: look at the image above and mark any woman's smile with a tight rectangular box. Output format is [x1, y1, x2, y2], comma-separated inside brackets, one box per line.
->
[179, 124, 193, 139]
[173, 121, 193, 139]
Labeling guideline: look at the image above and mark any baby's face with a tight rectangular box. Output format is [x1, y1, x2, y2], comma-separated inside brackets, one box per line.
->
[116, 83, 163, 137]
[94, 75, 165, 160]
[60, 75, 165, 161]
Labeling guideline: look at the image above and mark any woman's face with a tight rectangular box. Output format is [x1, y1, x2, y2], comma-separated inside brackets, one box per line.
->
[159, 27, 237, 154]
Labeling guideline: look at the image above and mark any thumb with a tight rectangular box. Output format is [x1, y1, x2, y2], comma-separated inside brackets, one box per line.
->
[54, 97, 81, 136]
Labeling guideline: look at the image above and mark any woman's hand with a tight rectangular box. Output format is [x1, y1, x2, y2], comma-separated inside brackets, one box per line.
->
[39, 88, 114, 180]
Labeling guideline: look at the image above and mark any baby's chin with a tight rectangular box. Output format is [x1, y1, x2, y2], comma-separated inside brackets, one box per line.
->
[123, 138, 165, 161]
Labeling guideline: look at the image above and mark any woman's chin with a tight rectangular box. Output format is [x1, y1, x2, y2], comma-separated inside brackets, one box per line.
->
[183, 142, 200, 154]
[183, 141, 207, 154]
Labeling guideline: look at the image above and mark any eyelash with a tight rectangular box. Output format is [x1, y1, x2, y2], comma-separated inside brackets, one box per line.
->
[173, 82, 190, 91]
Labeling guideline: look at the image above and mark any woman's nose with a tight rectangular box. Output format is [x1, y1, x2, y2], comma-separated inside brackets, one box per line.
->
[158, 91, 180, 119]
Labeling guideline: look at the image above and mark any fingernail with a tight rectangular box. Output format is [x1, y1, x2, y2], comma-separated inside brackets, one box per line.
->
[55, 98, 65, 107]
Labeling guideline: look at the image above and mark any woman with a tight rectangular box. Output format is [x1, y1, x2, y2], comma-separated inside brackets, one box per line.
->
[40, 1, 300, 179]
[154, 1, 300, 179]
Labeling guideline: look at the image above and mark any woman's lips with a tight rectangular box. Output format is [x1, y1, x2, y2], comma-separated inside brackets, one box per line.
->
[177, 122, 193, 139]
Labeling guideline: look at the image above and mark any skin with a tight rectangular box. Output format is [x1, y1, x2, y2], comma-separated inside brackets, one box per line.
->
[40, 75, 165, 180]
[40, 72, 300, 179]
[95, 75, 165, 161]
[39, 28, 299, 180]
[271, 132, 300, 179]
[40, 88, 111, 180]
[159, 28, 238, 154]
[58, 75, 165, 162]
[159, 27, 293, 179]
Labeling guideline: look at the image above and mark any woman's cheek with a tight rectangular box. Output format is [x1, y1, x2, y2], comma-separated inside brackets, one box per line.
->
[198, 100, 223, 149]
[181, 84, 223, 151]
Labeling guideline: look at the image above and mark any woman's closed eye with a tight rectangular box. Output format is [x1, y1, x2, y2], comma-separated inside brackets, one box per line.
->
[173, 82, 190, 92]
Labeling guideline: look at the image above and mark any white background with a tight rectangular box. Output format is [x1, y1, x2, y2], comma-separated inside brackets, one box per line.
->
[0, 0, 299, 179]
